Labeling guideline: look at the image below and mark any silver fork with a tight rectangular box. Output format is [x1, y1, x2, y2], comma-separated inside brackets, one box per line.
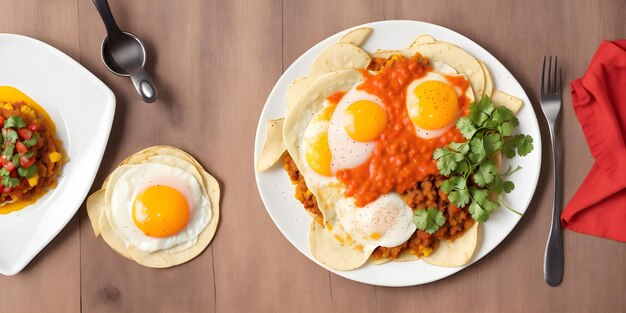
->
[540, 56, 563, 287]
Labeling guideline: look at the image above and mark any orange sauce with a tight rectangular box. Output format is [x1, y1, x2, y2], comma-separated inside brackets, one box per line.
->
[0, 86, 57, 214]
[335, 55, 470, 207]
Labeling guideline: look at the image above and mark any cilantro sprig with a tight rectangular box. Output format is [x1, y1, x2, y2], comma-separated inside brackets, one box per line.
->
[432, 95, 534, 223]
[413, 207, 446, 234]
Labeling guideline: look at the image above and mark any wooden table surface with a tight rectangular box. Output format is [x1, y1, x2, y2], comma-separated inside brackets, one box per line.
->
[1, 0, 625, 312]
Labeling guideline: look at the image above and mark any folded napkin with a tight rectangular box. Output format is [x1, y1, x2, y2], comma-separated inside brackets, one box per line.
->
[561, 39, 626, 241]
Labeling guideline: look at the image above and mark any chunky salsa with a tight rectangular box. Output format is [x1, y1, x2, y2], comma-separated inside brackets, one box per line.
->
[0, 101, 63, 208]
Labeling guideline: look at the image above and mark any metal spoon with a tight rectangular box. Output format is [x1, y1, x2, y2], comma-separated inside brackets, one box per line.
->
[92, 0, 158, 103]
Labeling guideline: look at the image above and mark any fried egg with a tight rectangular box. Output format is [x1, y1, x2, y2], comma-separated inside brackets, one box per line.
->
[110, 157, 211, 253]
[406, 63, 474, 139]
[327, 89, 386, 173]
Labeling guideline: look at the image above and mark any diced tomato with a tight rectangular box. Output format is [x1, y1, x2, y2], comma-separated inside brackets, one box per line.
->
[27, 124, 39, 132]
[2, 187, 13, 193]
[0, 116, 4, 126]
[10, 169, 17, 178]
[0, 156, 7, 166]
[3, 162, 15, 172]
[449, 204, 461, 214]
[15, 142, 28, 154]
[19, 155, 35, 168]
[17, 129, 32, 140]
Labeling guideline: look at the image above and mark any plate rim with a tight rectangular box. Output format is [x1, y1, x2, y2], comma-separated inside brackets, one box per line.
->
[254, 20, 542, 286]
[0, 33, 116, 275]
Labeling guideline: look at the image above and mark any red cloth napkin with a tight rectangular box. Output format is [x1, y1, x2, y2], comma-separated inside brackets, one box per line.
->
[561, 39, 626, 241]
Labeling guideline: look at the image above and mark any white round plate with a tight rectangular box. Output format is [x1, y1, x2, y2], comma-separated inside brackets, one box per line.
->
[254, 20, 541, 286]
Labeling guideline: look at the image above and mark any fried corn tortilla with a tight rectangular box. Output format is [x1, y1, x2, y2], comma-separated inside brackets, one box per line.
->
[256, 118, 286, 171]
[338, 27, 372, 46]
[309, 221, 372, 271]
[86, 146, 220, 268]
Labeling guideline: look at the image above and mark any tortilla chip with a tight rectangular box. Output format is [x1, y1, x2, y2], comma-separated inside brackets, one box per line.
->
[492, 90, 523, 114]
[309, 43, 371, 77]
[338, 27, 372, 47]
[422, 222, 479, 267]
[286, 43, 370, 111]
[286, 76, 313, 110]
[257, 118, 286, 171]
[309, 221, 372, 271]
[86, 189, 105, 236]
[480, 61, 493, 97]
[408, 34, 436, 48]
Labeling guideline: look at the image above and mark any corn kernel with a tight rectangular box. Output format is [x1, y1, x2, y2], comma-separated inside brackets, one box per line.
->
[2, 103, 13, 110]
[27, 174, 39, 187]
[20, 105, 36, 120]
[49, 152, 62, 163]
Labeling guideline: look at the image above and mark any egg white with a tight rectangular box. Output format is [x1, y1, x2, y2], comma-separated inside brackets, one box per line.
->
[334, 192, 416, 248]
[327, 89, 385, 173]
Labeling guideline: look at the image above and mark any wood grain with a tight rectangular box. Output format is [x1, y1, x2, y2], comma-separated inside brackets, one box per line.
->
[1, 0, 626, 312]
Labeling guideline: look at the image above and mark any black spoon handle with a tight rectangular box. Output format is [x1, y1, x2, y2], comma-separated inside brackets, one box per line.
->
[129, 68, 158, 103]
[92, 0, 122, 35]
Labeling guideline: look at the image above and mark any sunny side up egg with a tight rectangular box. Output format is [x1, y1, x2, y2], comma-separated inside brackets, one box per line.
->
[302, 88, 387, 180]
[406, 63, 474, 138]
[110, 157, 212, 253]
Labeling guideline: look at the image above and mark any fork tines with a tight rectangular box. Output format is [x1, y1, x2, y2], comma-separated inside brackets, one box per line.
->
[542, 56, 562, 96]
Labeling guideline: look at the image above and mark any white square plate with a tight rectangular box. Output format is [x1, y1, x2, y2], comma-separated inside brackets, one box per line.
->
[0, 34, 115, 275]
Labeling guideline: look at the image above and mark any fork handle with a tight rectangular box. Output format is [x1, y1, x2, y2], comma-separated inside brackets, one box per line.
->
[544, 127, 563, 286]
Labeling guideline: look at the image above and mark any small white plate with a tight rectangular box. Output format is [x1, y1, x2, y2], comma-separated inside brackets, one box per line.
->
[254, 21, 542, 286]
[0, 34, 115, 275]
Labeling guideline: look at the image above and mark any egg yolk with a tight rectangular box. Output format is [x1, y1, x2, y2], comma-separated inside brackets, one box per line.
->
[409, 80, 459, 130]
[343, 100, 388, 142]
[132, 185, 190, 238]
[305, 132, 332, 176]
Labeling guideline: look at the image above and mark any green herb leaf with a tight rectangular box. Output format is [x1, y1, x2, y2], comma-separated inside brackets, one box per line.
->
[1, 142, 14, 159]
[470, 96, 494, 126]
[474, 160, 497, 187]
[468, 188, 499, 222]
[449, 141, 470, 155]
[483, 133, 503, 157]
[17, 165, 38, 178]
[433, 147, 463, 176]
[0, 168, 9, 177]
[413, 208, 446, 234]
[4, 129, 17, 143]
[1, 176, 20, 188]
[503, 181, 515, 193]
[468, 137, 486, 163]
[22, 135, 37, 148]
[448, 189, 470, 207]
[456, 117, 477, 139]
[515, 135, 534, 156]
[4, 116, 26, 129]
[24, 150, 34, 159]
[11, 154, 18, 166]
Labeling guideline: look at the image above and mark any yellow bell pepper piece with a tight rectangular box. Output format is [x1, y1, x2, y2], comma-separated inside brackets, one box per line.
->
[27, 174, 39, 187]
[49, 152, 62, 163]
